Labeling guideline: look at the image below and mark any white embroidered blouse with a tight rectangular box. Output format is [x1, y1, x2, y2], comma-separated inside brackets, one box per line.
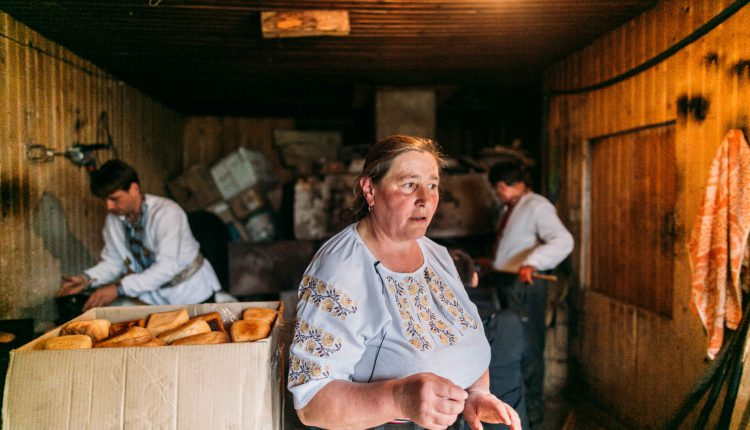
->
[288, 224, 491, 409]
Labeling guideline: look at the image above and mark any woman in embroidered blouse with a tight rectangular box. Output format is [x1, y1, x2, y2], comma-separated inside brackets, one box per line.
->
[288, 135, 521, 430]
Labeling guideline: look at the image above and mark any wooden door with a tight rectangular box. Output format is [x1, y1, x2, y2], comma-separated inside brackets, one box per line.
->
[590, 125, 675, 316]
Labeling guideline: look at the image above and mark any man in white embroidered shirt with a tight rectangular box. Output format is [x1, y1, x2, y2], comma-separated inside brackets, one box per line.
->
[478, 160, 574, 428]
[55, 159, 220, 310]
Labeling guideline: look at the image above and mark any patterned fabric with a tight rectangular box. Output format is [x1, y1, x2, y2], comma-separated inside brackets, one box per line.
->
[293, 319, 342, 357]
[387, 275, 436, 351]
[424, 268, 478, 331]
[299, 275, 358, 320]
[385, 268, 480, 352]
[289, 356, 329, 387]
[688, 129, 750, 359]
[123, 201, 155, 272]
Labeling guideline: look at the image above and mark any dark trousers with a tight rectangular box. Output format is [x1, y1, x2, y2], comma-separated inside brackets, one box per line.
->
[483, 310, 528, 430]
[480, 272, 547, 426]
[506, 277, 547, 424]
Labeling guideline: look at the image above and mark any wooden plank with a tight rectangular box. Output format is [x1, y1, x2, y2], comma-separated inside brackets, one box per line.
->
[578, 292, 638, 421]
[261, 10, 350, 38]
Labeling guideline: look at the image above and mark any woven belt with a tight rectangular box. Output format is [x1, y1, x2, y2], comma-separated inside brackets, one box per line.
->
[162, 253, 204, 288]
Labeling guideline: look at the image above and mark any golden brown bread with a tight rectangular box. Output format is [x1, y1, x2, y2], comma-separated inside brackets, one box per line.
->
[96, 335, 166, 348]
[61, 319, 111, 342]
[44, 334, 93, 350]
[157, 320, 211, 344]
[241, 307, 277, 326]
[230, 320, 271, 342]
[190, 312, 226, 333]
[171, 331, 229, 346]
[146, 309, 189, 336]
[95, 326, 153, 348]
[109, 319, 146, 336]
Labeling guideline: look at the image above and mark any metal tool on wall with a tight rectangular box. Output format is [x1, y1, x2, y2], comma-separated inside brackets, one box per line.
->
[25, 111, 116, 173]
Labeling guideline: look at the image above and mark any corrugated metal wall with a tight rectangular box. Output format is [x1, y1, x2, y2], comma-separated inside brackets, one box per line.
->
[545, 0, 750, 426]
[0, 12, 185, 330]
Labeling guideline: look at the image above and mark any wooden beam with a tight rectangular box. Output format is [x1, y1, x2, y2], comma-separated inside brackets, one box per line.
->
[261, 10, 350, 38]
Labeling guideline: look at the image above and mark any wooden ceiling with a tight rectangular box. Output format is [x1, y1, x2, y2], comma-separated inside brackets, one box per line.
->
[2, 1, 656, 115]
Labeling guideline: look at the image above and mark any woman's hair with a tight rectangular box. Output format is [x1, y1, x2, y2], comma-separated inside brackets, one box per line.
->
[352, 135, 445, 221]
[90, 159, 140, 198]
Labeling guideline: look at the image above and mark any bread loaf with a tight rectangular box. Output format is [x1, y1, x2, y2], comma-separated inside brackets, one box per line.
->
[231, 320, 271, 342]
[109, 318, 146, 336]
[241, 307, 277, 326]
[61, 319, 111, 342]
[190, 312, 226, 333]
[171, 331, 229, 346]
[95, 326, 153, 348]
[96, 335, 165, 348]
[146, 309, 189, 336]
[44, 334, 93, 350]
[157, 320, 211, 344]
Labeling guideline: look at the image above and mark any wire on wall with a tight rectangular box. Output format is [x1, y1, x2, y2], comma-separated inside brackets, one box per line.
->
[547, 0, 750, 96]
[0, 32, 117, 82]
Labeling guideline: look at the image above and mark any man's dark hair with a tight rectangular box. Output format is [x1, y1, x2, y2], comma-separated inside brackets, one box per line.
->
[488, 160, 531, 187]
[90, 159, 140, 198]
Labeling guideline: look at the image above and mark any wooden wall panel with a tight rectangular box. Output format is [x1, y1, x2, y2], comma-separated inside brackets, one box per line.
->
[544, 0, 749, 427]
[182, 117, 294, 176]
[0, 12, 184, 330]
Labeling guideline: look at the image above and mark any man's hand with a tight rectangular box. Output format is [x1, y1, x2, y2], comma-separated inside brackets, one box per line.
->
[56, 275, 90, 297]
[83, 284, 119, 311]
[393, 372, 468, 429]
[518, 265, 535, 285]
[463, 391, 522, 430]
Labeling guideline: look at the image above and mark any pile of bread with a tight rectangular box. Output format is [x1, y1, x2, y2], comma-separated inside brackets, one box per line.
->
[42, 307, 278, 350]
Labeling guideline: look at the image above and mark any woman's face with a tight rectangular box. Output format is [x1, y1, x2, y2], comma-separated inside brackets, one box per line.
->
[366, 150, 440, 241]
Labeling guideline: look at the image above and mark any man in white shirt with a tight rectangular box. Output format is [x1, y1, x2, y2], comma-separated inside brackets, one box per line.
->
[479, 160, 573, 427]
[56, 159, 220, 310]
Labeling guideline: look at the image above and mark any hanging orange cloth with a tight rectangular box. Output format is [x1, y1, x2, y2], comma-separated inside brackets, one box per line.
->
[689, 129, 750, 359]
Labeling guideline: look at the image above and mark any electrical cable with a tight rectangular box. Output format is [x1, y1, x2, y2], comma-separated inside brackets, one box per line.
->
[548, 0, 750, 96]
[0, 31, 116, 81]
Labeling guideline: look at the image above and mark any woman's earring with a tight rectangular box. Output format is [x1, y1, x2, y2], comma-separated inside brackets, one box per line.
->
[368, 204, 374, 212]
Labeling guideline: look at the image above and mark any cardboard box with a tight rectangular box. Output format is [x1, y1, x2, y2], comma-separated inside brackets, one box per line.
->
[293, 174, 358, 240]
[3, 302, 284, 430]
[211, 148, 276, 200]
[206, 201, 235, 225]
[272, 129, 341, 176]
[243, 211, 276, 243]
[166, 163, 223, 212]
[228, 186, 267, 220]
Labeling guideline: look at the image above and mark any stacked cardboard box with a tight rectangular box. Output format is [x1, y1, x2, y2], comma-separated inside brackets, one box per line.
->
[2, 302, 284, 429]
[168, 148, 277, 243]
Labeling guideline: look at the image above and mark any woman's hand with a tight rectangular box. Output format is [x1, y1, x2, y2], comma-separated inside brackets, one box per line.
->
[393, 372, 468, 429]
[462, 390, 522, 430]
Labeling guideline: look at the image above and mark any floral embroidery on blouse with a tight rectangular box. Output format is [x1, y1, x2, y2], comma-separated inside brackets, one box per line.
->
[405, 276, 457, 346]
[299, 275, 358, 320]
[293, 318, 342, 358]
[387, 277, 432, 351]
[288, 356, 329, 387]
[424, 267, 478, 330]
